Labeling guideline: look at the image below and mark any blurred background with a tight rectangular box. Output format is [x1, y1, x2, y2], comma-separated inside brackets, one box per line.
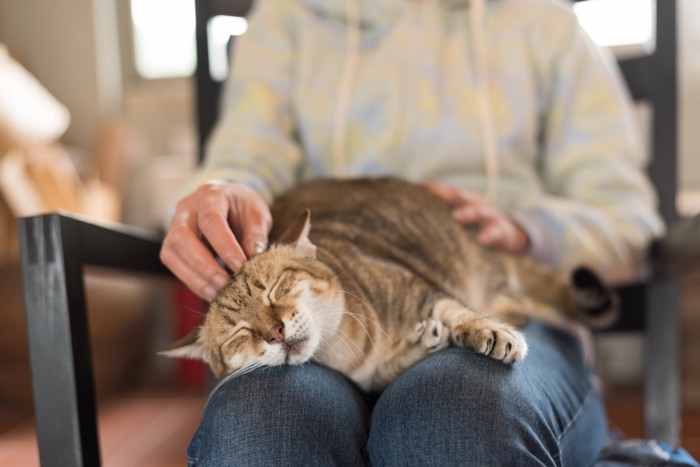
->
[0, 0, 698, 465]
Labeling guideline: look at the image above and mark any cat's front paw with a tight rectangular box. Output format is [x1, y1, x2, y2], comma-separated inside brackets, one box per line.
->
[452, 320, 528, 363]
[409, 319, 449, 352]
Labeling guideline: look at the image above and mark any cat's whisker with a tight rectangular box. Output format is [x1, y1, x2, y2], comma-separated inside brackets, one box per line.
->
[316, 306, 392, 342]
[317, 334, 358, 361]
[331, 306, 378, 352]
[315, 306, 375, 338]
[339, 310, 392, 340]
[314, 300, 388, 330]
[332, 327, 363, 356]
[312, 289, 394, 341]
[180, 304, 207, 318]
[317, 325, 361, 358]
[229, 361, 267, 379]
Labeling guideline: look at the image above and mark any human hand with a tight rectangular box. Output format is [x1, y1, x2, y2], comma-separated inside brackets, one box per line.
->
[160, 182, 272, 301]
[425, 181, 530, 254]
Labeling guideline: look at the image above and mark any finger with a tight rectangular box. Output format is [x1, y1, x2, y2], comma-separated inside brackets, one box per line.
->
[160, 228, 230, 301]
[477, 221, 508, 247]
[236, 194, 273, 258]
[241, 224, 271, 258]
[424, 181, 468, 206]
[425, 180, 461, 204]
[426, 180, 485, 205]
[163, 250, 224, 301]
[478, 220, 528, 252]
[452, 205, 479, 224]
[197, 202, 247, 271]
[452, 203, 499, 226]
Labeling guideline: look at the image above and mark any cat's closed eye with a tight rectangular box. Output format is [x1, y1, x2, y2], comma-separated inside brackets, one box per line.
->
[222, 328, 253, 352]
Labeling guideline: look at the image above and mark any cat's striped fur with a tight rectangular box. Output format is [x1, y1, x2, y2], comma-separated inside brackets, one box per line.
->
[162, 178, 616, 391]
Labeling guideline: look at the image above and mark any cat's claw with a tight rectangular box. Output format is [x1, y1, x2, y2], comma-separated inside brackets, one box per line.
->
[410, 319, 449, 352]
[453, 322, 528, 363]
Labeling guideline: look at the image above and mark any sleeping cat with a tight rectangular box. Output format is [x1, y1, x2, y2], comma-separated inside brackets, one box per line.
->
[161, 178, 616, 391]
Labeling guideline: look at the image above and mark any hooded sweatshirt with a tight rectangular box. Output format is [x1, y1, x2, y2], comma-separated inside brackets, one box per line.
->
[188, 0, 664, 283]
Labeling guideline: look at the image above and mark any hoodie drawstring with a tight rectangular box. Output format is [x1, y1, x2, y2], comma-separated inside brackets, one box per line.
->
[332, 0, 361, 177]
[335, 0, 500, 199]
[469, 0, 500, 201]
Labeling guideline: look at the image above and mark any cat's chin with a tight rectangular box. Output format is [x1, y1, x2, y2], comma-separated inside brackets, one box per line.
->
[283, 337, 315, 365]
[259, 335, 319, 367]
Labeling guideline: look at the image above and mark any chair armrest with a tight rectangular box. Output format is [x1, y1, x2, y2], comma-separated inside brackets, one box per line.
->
[17, 212, 171, 467]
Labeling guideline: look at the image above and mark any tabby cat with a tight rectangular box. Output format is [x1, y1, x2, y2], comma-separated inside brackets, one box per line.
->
[161, 178, 615, 391]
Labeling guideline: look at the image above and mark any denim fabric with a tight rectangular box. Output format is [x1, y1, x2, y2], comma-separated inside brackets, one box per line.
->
[187, 321, 607, 466]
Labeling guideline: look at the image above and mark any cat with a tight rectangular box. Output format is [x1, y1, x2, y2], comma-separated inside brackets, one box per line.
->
[160, 178, 616, 392]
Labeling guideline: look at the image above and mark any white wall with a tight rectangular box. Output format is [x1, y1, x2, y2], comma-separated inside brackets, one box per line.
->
[0, 0, 122, 149]
[679, 0, 700, 191]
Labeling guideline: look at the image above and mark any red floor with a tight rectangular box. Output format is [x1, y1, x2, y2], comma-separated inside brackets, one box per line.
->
[0, 389, 206, 467]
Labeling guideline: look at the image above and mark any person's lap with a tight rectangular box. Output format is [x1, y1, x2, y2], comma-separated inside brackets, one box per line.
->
[187, 321, 607, 466]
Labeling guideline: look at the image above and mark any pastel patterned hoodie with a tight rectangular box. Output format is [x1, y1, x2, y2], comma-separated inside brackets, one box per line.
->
[188, 0, 664, 283]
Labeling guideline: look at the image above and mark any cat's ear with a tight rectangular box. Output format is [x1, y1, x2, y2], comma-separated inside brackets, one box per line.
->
[278, 209, 317, 259]
[158, 327, 208, 362]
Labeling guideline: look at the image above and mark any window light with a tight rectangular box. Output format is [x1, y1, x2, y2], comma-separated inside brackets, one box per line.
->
[573, 0, 655, 54]
[131, 0, 196, 79]
[207, 15, 249, 82]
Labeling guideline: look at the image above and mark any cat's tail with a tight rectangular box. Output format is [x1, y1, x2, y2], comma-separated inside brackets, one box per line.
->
[570, 267, 619, 329]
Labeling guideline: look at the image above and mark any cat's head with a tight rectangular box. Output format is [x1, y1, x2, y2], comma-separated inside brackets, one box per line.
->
[159, 210, 344, 378]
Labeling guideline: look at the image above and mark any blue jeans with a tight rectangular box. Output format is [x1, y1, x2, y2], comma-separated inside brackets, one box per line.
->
[187, 322, 607, 466]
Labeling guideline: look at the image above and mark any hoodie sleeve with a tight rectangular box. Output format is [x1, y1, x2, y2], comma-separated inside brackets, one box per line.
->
[185, 0, 302, 203]
[510, 6, 664, 284]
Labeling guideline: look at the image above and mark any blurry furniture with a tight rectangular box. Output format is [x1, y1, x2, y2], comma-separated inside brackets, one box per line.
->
[194, 0, 254, 160]
[18, 0, 694, 465]
[571, 0, 681, 445]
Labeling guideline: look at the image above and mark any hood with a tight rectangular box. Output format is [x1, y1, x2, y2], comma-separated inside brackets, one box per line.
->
[301, 0, 472, 28]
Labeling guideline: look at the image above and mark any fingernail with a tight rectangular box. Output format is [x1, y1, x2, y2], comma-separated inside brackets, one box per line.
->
[203, 285, 217, 301]
[228, 257, 242, 271]
[253, 241, 266, 255]
[212, 274, 228, 289]
[452, 209, 472, 223]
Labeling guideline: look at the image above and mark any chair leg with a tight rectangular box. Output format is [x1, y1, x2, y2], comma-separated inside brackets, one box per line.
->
[18, 214, 101, 467]
[644, 273, 680, 445]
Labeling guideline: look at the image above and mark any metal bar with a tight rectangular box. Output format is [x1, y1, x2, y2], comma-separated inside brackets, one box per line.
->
[643, 0, 679, 444]
[648, 0, 678, 226]
[18, 213, 171, 466]
[18, 214, 100, 466]
[644, 273, 680, 444]
[618, 56, 652, 101]
[194, 0, 217, 161]
[62, 214, 169, 274]
[194, 0, 254, 161]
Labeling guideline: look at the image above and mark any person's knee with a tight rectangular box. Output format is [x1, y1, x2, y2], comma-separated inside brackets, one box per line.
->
[190, 364, 369, 466]
[367, 348, 559, 465]
[379, 348, 535, 420]
[204, 364, 336, 422]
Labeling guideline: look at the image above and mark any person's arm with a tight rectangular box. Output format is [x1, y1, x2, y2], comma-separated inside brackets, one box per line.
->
[510, 7, 664, 284]
[161, 1, 301, 299]
[190, 0, 302, 202]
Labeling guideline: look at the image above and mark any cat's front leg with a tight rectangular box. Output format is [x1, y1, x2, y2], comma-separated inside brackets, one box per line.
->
[367, 319, 449, 392]
[432, 298, 528, 363]
[408, 318, 450, 352]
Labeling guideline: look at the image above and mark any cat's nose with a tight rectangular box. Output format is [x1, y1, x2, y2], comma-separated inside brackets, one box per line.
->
[267, 322, 285, 343]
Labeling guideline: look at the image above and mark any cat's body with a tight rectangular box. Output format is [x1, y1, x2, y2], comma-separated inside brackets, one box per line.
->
[163, 178, 615, 391]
